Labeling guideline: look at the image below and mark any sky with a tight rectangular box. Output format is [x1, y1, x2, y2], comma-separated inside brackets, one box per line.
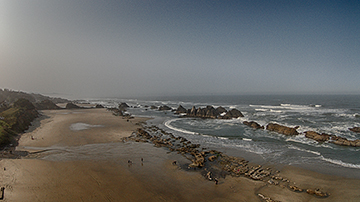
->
[1, 0, 359, 99]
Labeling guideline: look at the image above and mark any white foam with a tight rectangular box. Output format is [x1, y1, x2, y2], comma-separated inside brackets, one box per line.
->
[320, 156, 360, 169]
[164, 119, 196, 135]
[287, 145, 321, 156]
[243, 138, 252, 141]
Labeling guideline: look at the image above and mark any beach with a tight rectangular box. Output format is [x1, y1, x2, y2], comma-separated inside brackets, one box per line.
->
[1, 108, 360, 201]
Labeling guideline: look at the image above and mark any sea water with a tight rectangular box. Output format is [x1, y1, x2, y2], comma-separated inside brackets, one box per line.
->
[89, 94, 360, 178]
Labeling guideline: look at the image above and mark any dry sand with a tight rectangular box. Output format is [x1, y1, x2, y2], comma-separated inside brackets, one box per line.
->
[1, 108, 360, 201]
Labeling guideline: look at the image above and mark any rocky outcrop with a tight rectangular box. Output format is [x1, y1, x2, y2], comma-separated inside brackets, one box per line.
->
[123, 125, 330, 199]
[65, 103, 82, 109]
[331, 136, 360, 147]
[95, 104, 104, 108]
[304, 131, 331, 142]
[180, 105, 243, 119]
[349, 127, 360, 133]
[35, 99, 61, 110]
[220, 109, 244, 119]
[118, 103, 129, 111]
[303, 131, 360, 147]
[243, 121, 264, 129]
[159, 105, 172, 111]
[175, 105, 187, 114]
[266, 123, 298, 136]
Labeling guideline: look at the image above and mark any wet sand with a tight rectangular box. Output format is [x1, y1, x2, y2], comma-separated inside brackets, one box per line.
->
[1, 108, 360, 201]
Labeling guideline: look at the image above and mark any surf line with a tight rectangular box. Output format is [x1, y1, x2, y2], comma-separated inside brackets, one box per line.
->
[164, 118, 196, 135]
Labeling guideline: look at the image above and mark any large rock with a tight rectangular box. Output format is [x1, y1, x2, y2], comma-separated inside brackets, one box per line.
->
[188, 106, 197, 116]
[304, 131, 331, 142]
[118, 103, 129, 111]
[175, 105, 187, 114]
[331, 136, 360, 147]
[243, 121, 264, 129]
[266, 123, 299, 136]
[349, 127, 360, 133]
[215, 106, 227, 115]
[159, 105, 172, 111]
[221, 109, 244, 119]
[65, 103, 82, 109]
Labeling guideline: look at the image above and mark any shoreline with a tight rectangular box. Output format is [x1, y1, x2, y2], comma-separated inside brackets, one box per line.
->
[0, 108, 359, 201]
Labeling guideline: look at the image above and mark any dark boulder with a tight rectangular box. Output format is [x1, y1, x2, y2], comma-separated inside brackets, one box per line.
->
[119, 103, 129, 111]
[159, 105, 172, 111]
[349, 127, 360, 133]
[215, 106, 227, 115]
[150, 105, 158, 110]
[221, 109, 244, 119]
[95, 104, 105, 108]
[266, 123, 299, 136]
[175, 105, 187, 114]
[65, 103, 82, 109]
[243, 121, 264, 129]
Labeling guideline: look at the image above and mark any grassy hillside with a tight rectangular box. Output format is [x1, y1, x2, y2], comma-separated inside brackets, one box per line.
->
[0, 99, 39, 147]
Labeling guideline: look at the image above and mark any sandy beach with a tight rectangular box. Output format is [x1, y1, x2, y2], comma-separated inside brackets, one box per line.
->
[1, 108, 360, 201]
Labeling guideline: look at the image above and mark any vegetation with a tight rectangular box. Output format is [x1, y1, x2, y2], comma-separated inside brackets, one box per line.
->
[0, 98, 39, 148]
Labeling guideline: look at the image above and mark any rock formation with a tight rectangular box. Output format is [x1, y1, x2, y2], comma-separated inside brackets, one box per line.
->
[118, 103, 129, 111]
[349, 127, 360, 133]
[243, 121, 264, 129]
[122, 124, 330, 199]
[304, 131, 331, 142]
[95, 104, 104, 108]
[220, 108, 244, 119]
[35, 99, 61, 110]
[266, 123, 299, 136]
[331, 136, 360, 147]
[65, 103, 82, 109]
[159, 105, 172, 111]
[179, 105, 243, 119]
[175, 105, 187, 114]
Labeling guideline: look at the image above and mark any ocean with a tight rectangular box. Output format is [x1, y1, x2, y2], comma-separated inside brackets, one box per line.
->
[88, 94, 360, 178]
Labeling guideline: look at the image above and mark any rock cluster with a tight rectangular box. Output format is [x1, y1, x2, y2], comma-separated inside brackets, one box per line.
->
[123, 125, 330, 199]
[331, 136, 360, 147]
[305, 130, 360, 147]
[176, 105, 244, 119]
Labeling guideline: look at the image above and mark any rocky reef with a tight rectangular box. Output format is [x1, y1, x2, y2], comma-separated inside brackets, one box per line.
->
[122, 125, 330, 199]
[266, 123, 299, 136]
[176, 105, 244, 119]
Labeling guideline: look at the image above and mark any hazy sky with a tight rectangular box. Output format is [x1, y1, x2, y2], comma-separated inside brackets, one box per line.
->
[1, 0, 359, 99]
